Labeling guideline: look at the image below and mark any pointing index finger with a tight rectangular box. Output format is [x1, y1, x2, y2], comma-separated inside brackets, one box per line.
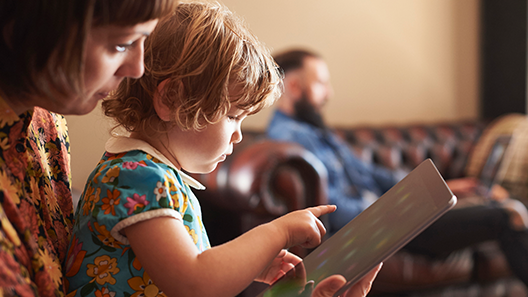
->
[308, 205, 337, 217]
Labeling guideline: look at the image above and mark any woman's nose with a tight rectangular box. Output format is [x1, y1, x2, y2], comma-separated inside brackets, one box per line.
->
[116, 44, 145, 79]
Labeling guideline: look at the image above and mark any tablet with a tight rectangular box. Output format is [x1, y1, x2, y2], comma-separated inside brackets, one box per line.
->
[257, 159, 457, 297]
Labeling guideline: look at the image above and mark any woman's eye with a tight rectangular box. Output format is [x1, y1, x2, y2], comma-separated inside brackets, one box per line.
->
[115, 43, 131, 53]
[115, 45, 127, 52]
[227, 115, 238, 121]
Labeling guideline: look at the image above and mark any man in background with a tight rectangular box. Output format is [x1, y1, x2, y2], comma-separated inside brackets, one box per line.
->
[266, 48, 528, 287]
[268, 49, 400, 230]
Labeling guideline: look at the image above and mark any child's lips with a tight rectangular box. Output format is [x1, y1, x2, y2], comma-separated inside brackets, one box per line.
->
[219, 152, 232, 162]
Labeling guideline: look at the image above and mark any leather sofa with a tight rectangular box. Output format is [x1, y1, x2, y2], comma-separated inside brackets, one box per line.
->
[191, 115, 528, 297]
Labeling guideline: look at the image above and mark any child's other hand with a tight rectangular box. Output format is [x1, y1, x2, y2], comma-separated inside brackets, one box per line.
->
[310, 263, 382, 297]
[272, 205, 337, 249]
[255, 249, 302, 284]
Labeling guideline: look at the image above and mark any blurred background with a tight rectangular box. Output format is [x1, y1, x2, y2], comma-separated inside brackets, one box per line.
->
[66, 0, 527, 191]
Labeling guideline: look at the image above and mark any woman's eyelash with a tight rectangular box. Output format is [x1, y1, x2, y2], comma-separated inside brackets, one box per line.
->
[115, 40, 137, 52]
[115, 44, 131, 52]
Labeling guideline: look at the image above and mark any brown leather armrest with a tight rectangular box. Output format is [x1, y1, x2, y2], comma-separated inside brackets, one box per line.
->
[192, 139, 328, 216]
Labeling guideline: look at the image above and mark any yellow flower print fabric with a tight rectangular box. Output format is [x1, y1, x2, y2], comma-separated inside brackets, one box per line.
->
[0, 96, 73, 297]
[65, 150, 210, 296]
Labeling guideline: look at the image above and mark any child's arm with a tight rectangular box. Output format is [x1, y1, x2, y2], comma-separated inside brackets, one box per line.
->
[125, 205, 336, 297]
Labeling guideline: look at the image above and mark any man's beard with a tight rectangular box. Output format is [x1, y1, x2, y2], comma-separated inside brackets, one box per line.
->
[293, 93, 327, 129]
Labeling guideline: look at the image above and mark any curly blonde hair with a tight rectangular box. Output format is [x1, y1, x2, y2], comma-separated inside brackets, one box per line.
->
[103, 1, 282, 134]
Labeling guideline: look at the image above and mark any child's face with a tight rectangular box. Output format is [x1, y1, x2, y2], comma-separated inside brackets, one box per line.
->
[167, 105, 248, 174]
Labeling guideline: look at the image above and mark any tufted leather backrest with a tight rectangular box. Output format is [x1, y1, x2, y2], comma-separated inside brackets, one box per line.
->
[334, 121, 485, 180]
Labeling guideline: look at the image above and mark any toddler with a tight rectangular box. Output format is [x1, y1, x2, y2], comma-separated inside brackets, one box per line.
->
[65, 2, 338, 296]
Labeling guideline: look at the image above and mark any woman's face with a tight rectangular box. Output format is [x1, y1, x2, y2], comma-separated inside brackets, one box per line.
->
[47, 19, 159, 115]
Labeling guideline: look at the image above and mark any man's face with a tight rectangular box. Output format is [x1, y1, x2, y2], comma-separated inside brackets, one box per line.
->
[292, 56, 333, 128]
[294, 92, 326, 129]
[298, 56, 333, 112]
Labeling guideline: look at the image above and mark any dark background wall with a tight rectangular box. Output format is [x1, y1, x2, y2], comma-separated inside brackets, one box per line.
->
[480, 0, 527, 120]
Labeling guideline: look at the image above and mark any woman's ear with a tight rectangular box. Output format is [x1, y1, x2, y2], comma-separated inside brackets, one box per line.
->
[153, 79, 175, 122]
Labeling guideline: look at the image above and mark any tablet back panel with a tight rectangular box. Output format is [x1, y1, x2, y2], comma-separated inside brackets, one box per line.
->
[258, 159, 456, 297]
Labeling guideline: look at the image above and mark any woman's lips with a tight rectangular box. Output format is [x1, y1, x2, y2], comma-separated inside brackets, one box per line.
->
[96, 92, 110, 100]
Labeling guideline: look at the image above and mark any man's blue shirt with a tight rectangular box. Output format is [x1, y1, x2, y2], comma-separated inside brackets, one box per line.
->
[267, 110, 398, 231]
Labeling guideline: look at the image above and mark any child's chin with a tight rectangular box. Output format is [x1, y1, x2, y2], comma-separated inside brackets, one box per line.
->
[187, 164, 218, 174]
[205, 164, 219, 173]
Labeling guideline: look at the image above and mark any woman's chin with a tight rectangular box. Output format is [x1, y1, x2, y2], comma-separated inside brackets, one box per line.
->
[57, 98, 100, 116]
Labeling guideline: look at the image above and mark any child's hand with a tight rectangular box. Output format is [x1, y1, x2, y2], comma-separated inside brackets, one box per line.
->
[256, 249, 302, 284]
[272, 205, 337, 249]
[310, 263, 383, 297]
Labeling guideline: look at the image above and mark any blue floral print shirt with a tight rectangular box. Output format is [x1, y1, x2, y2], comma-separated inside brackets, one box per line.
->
[65, 137, 210, 297]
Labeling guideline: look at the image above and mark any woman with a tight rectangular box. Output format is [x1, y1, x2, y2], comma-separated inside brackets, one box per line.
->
[0, 1, 175, 295]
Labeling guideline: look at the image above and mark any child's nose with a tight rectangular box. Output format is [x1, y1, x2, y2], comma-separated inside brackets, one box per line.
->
[232, 129, 243, 144]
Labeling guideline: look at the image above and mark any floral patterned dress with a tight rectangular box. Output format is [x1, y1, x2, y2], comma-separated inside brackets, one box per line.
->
[0, 96, 73, 296]
[65, 137, 210, 297]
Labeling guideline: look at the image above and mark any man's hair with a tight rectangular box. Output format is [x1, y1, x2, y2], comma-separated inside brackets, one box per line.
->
[273, 48, 321, 74]
[104, 1, 282, 134]
[0, 0, 178, 101]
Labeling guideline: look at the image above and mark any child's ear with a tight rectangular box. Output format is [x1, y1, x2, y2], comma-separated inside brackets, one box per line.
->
[153, 78, 175, 122]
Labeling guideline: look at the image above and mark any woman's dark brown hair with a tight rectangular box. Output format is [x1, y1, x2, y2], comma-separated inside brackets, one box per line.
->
[0, 0, 178, 101]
